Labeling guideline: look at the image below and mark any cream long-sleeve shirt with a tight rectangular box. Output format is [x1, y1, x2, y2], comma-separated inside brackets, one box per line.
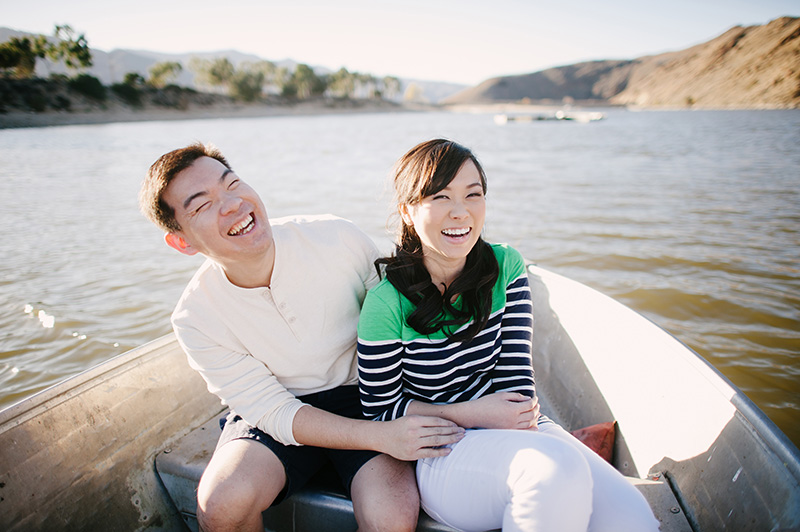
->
[171, 215, 379, 445]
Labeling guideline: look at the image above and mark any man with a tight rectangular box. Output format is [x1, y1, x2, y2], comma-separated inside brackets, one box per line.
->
[140, 143, 464, 532]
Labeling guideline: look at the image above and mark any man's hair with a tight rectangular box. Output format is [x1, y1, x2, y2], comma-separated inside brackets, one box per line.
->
[139, 142, 231, 232]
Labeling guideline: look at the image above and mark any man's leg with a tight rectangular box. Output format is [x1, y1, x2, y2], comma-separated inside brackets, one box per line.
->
[350, 454, 419, 532]
[197, 439, 286, 532]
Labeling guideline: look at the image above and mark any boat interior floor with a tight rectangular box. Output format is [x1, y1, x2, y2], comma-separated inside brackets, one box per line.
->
[156, 412, 693, 532]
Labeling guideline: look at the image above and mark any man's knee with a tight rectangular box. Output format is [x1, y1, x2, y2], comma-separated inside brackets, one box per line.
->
[351, 455, 419, 532]
[197, 473, 266, 531]
[197, 440, 286, 531]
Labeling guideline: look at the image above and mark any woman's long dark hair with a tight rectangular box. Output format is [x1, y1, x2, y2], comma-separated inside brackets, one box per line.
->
[377, 139, 499, 343]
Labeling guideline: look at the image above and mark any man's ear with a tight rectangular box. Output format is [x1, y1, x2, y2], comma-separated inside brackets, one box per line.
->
[165, 232, 199, 256]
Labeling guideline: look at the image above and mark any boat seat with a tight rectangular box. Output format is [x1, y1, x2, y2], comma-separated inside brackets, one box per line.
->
[156, 413, 692, 532]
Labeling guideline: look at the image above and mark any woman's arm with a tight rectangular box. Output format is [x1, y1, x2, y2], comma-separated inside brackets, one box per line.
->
[357, 289, 418, 421]
[491, 267, 536, 396]
[358, 336, 415, 420]
[405, 392, 539, 430]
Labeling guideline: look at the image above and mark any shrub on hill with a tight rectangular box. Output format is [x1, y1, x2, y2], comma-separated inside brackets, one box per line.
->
[67, 74, 106, 102]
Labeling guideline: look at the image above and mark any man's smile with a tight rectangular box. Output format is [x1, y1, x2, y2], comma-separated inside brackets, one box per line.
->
[228, 213, 255, 236]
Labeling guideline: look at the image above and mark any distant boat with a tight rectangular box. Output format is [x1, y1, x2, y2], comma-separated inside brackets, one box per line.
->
[494, 110, 606, 124]
[1, 264, 798, 531]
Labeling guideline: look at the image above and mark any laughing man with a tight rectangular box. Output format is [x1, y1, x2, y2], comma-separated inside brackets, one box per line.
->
[139, 143, 464, 532]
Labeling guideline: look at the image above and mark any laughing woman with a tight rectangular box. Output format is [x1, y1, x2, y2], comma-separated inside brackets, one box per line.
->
[357, 139, 659, 532]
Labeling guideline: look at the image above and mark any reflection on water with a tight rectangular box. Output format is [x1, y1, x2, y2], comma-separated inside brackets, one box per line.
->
[0, 109, 798, 448]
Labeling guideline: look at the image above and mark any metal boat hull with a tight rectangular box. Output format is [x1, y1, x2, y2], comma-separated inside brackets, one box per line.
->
[1, 265, 797, 531]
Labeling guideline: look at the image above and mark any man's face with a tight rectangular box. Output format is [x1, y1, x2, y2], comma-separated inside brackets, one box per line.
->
[162, 156, 273, 265]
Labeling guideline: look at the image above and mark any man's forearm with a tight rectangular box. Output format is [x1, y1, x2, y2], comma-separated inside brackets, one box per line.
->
[291, 404, 466, 461]
[291, 404, 382, 450]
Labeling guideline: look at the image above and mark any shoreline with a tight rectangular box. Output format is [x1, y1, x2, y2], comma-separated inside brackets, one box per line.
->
[4, 99, 794, 130]
[0, 98, 435, 130]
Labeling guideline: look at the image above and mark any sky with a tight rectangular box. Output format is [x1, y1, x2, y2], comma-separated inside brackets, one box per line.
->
[3, 0, 798, 86]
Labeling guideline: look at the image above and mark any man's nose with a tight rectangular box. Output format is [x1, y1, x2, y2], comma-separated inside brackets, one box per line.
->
[220, 193, 242, 215]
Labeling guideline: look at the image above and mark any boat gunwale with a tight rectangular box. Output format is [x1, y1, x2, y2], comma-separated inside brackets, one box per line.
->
[526, 262, 800, 478]
[0, 335, 176, 435]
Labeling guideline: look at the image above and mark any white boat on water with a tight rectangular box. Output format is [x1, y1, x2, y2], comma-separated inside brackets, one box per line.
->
[494, 111, 606, 124]
[1, 264, 798, 531]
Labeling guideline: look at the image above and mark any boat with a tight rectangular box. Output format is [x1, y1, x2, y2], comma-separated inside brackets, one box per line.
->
[1, 264, 798, 531]
[494, 110, 606, 124]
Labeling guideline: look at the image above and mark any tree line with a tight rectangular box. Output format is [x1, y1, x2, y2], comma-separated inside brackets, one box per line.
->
[0, 25, 403, 104]
[186, 57, 401, 101]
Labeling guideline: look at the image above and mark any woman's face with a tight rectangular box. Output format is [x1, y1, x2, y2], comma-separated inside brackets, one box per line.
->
[401, 160, 486, 272]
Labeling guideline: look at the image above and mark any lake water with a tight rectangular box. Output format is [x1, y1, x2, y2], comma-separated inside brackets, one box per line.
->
[1, 108, 798, 449]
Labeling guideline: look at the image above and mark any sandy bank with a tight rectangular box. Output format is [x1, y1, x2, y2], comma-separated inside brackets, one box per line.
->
[0, 98, 430, 129]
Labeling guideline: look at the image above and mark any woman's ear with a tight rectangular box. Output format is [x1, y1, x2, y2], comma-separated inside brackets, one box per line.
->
[164, 232, 199, 256]
[399, 204, 413, 226]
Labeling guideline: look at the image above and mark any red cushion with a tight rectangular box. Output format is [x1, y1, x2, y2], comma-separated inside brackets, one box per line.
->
[570, 421, 616, 463]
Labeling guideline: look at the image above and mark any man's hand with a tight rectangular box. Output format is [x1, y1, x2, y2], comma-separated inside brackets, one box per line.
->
[376, 415, 466, 461]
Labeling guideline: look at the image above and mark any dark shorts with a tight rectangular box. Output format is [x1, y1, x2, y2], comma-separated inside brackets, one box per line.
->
[216, 385, 380, 506]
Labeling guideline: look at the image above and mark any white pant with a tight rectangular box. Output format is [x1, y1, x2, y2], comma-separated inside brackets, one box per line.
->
[416, 423, 660, 532]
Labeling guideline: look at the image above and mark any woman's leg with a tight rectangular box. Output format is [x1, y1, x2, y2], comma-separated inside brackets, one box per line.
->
[538, 423, 661, 532]
[416, 429, 593, 532]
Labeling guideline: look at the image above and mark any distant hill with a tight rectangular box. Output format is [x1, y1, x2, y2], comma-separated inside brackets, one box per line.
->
[443, 16, 800, 109]
[0, 28, 465, 103]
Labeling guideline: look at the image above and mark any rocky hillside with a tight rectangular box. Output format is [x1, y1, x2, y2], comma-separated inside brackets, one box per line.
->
[444, 16, 800, 109]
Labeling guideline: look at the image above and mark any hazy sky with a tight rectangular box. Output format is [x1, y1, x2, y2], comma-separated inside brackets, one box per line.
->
[4, 0, 797, 85]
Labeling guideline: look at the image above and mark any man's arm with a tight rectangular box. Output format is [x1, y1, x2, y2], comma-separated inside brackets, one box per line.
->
[292, 405, 465, 461]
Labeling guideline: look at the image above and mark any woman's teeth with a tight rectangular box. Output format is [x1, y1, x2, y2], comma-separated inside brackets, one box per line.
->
[442, 228, 470, 237]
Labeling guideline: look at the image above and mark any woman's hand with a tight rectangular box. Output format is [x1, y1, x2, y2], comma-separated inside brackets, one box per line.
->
[464, 392, 541, 430]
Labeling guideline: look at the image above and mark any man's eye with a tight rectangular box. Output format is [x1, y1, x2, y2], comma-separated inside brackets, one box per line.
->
[194, 202, 210, 214]
[228, 179, 240, 189]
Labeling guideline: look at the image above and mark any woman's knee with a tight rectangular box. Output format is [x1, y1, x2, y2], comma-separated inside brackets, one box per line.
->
[509, 435, 594, 510]
[585, 475, 659, 532]
[503, 437, 593, 531]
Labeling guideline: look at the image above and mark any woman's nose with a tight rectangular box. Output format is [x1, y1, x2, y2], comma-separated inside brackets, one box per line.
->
[450, 201, 468, 218]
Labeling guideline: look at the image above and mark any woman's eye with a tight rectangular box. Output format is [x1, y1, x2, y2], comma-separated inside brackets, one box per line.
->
[432, 194, 448, 200]
[194, 202, 210, 214]
[228, 179, 239, 189]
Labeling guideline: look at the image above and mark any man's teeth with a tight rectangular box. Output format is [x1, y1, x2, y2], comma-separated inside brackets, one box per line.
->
[442, 228, 470, 237]
[229, 214, 254, 236]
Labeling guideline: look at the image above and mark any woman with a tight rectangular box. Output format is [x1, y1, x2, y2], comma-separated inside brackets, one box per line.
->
[357, 139, 659, 532]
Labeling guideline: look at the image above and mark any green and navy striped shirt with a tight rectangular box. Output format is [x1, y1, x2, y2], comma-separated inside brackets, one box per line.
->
[357, 243, 535, 421]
